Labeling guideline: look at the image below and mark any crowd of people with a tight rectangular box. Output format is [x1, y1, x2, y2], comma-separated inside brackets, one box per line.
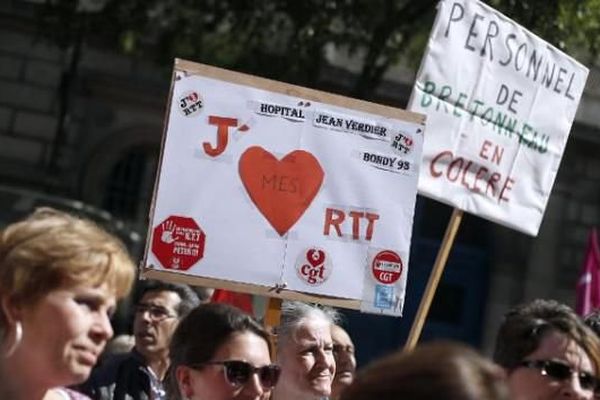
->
[2, 208, 600, 400]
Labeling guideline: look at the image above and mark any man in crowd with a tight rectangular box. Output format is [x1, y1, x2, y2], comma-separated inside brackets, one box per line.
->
[331, 324, 357, 400]
[493, 299, 600, 400]
[79, 280, 199, 400]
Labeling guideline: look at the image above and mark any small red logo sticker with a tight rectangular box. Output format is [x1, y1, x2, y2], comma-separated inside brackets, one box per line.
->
[371, 250, 403, 284]
[151, 216, 206, 270]
[178, 90, 203, 117]
[296, 247, 331, 286]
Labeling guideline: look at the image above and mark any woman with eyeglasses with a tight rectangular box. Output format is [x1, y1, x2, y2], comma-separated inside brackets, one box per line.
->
[165, 303, 280, 400]
[0, 208, 136, 400]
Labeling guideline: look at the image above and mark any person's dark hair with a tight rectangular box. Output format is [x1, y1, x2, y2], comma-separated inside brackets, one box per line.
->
[135, 280, 199, 318]
[493, 299, 600, 371]
[340, 341, 508, 400]
[165, 303, 271, 400]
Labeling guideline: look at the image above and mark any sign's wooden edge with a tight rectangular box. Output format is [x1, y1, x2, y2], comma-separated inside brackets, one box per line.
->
[141, 268, 362, 310]
[175, 58, 426, 125]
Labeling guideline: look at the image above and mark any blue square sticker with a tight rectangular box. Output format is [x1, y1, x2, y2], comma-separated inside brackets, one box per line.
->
[374, 285, 394, 309]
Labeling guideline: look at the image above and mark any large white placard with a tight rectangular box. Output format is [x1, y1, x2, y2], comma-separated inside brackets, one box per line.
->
[144, 60, 424, 315]
[409, 0, 588, 236]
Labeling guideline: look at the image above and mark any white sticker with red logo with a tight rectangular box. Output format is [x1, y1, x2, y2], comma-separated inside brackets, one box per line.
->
[178, 90, 203, 117]
[295, 247, 332, 286]
[390, 130, 415, 156]
[361, 248, 407, 315]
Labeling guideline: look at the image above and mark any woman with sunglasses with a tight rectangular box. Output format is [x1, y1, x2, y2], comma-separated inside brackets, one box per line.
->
[494, 299, 600, 400]
[166, 303, 280, 400]
[0, 208, 136, 400]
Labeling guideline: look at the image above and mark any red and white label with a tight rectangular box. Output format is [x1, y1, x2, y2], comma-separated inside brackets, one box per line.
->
[371, 250, 403, 284]
[296, 247, 332, 286]
[151, 216, 206, 270]
[178, 90, 203, 117]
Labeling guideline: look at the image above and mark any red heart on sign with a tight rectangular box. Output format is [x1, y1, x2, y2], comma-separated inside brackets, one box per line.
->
[239, 146, 325, 236]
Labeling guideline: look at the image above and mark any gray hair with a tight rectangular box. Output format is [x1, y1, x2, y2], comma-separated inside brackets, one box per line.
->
[277, 301, 340, 350]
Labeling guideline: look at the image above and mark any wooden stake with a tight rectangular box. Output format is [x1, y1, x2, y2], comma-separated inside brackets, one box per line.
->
[264, 297, 283, 356]
[404, 208, 464, 351]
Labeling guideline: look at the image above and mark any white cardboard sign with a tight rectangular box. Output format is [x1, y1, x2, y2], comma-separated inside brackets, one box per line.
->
[144, 60, 425, 315]
[409, 0, 589, 236]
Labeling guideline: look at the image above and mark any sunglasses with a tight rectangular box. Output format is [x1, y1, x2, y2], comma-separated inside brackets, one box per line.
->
[519, 359, 598, 392]
[191, 360, 281, 389]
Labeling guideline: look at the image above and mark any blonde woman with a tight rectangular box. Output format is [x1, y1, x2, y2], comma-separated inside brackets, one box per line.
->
[0, 208, 136, 400]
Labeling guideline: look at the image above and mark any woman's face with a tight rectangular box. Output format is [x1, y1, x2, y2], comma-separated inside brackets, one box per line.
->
[277, 318, 336, 399]
[14, 282, 116, 387]
[507, 330, 596, 400]
[180, 331, 273, 400]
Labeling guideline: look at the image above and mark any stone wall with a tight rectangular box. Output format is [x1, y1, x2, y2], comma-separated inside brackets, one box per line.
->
[0, 3, 167, 226]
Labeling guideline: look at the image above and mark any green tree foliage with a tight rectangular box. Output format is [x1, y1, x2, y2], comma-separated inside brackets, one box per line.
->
[37, 0, 600, 100]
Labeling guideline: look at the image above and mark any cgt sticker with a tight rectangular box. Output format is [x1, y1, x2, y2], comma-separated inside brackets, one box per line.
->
[371, 250, 403, 284]
[178, 90, 203, 117]
[296, 247, 332, 285]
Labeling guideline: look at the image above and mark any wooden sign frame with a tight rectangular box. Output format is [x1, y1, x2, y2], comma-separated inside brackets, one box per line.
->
[140, 58, 425, 312]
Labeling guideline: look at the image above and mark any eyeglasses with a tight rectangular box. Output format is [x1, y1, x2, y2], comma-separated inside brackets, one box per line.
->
[134, 304, 177, 322]
[190, 360, 281, 389]
[519, 359, 598, 392]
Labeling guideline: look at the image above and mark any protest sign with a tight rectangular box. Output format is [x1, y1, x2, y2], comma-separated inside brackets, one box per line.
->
[142, 59, 425, 316]
[409, 0, 589, 236]
[404, 0, 589, 349]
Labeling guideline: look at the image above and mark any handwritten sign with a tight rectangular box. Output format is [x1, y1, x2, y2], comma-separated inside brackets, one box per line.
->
[409, 0, 589, 236]
[143, 60, 425, 315]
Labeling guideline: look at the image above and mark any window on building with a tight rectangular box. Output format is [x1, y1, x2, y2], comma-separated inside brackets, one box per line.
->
[102, 145, 159, 230]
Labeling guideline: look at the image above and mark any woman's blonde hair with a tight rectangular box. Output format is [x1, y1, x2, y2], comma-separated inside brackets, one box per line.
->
[0, 208, 136, 332]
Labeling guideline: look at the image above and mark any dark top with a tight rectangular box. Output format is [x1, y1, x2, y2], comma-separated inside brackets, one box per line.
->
[77, 350, 164, 400]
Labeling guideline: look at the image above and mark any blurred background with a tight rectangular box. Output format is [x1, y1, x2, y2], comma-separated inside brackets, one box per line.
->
[1, 0, 600, 366]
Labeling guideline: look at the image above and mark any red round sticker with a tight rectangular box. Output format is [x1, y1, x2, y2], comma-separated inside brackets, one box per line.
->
[371, 250, 403, 284]
[151, 216, 205, 270]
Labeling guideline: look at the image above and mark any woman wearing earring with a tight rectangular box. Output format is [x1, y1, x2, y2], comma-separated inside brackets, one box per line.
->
[0, 208, 136, 400]
[166, 303, 280, 400]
